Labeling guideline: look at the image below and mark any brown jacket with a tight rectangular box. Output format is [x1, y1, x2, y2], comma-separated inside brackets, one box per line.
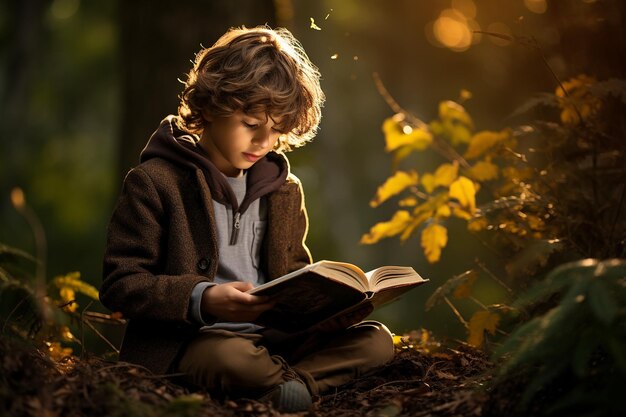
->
[100, 157, 311, 374]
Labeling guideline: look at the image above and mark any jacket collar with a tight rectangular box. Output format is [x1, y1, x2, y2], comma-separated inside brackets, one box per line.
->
[140, 115, 289, 214]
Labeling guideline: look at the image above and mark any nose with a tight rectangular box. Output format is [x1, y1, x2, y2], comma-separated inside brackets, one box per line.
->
[253, 128, 278, 149]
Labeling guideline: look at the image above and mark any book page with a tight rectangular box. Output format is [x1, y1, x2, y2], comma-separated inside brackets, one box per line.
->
[366, 266, 427, 291]
[313, 261, 369, 292]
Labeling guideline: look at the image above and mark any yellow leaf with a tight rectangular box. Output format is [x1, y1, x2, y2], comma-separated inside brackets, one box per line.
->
[383, 116, 432, 152]
[467, 311, 500, 347]
[438, 100, 473, 128]
[392, 334, 406, 346]
[59, 287, 75, 303]
[452, 207, 473, 220]
[452, 271, 477, 299]
[433, 163, 459, 187]
[556, 74, 601, 125]
[421, 173, 436, 193]
[59, 287, 77, 312]
[449, 176, 476, 214]
[370, 171, 419, 208]
[361, 210, 412, 245]
[421, 223, 448, 263]
[392, 145, 415, 168]
[399, 196, 418, 207]
[400, 193, 449, 242]
[429, 118, 471, 145]
[449, 121, 472, 145]
[54, 272, 99, 300]
[400, 208, 432, 242]
[310, 17, 322, 30]
[436, 204, 451, 218]
[464, 129, 511, 160]
[468, 160, 499, 181]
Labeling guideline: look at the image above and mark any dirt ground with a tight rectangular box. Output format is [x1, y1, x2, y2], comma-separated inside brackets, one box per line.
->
[0, 336, 494, 417]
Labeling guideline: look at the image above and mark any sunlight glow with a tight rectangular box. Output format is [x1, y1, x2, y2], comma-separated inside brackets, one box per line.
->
[524, 0, 548, 14]
[428, 5, 481, 53]
[452, 0, 477, 19]
[432, 9, 473, 51]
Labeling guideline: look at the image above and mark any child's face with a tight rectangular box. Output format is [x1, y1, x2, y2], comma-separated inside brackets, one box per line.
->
[200, 111, 283, 177]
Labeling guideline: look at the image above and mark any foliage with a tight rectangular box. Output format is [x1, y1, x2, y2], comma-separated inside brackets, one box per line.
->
[0, 241, 110, 360]
[1, 190, 122, 360]
[364, 74, 626, 350]
[363, 75, 626, 264]
[493, 259, 626, 416]
[392, 328, 442, 355]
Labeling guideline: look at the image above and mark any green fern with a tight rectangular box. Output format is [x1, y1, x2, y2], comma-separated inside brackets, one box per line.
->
[494, 259, 626, 413]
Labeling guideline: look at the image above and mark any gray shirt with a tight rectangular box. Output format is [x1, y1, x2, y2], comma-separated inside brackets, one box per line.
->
[189, 172, 266, 332]
[213, 174, 267, 285]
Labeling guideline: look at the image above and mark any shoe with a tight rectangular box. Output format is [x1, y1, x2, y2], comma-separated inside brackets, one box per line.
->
[260, 380, 312, 412]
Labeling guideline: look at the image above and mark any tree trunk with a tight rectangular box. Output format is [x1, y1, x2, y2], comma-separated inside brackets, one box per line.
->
[117, 0, 277, 180]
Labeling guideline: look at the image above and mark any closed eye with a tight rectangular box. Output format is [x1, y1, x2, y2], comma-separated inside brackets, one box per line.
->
[243, 121, 259, 129]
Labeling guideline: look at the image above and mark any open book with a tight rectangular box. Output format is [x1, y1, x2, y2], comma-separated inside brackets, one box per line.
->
[248, 260, 428, 332]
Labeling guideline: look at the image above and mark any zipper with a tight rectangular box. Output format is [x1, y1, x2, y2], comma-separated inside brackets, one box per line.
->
[229, 211, 241, 245]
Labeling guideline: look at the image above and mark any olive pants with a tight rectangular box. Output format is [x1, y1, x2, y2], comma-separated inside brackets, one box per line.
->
[176, 320, 394, 398]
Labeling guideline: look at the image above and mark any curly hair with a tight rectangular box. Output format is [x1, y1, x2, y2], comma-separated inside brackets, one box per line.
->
[177, 26, 325, 152]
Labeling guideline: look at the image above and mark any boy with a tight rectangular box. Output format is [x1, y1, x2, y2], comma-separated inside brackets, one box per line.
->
[100, 26, 394, 412]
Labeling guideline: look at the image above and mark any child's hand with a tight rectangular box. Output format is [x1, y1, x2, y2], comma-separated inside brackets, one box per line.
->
[201, 282, 274, 322]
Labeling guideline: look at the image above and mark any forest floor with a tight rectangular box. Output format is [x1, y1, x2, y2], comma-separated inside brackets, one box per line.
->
[1, 334, 495, 417]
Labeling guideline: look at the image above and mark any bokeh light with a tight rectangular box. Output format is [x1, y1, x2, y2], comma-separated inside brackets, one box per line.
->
[429, 7, 481, 52]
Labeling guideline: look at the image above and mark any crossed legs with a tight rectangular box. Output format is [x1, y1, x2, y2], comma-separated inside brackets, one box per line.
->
[176, 321, 395, 398]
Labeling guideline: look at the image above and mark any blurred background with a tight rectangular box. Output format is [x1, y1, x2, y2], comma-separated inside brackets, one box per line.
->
[1, 0, 624, 349]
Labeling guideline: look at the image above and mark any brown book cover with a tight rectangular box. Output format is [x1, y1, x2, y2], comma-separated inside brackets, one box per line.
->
[248, 260, 428, 332]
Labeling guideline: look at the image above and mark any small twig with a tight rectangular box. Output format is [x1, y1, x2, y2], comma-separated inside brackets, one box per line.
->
[2, 293, 33, 334]
[444, 296, 468, 329]
[79, 301, 93, 358]
[468, 231, 504, 259]
[373, 72, 427, 129]
[373, 72, 473, 171]
[83, 318, 119, 354]
[10, 189, 49, 322]
[474, 259, 514, 294]
[96, 362, 149, 373]
[469, 296, 487, 310]
[369, 378, 427, 392]
[423, 360, 451, 380]
[82, 311, 126, 325]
